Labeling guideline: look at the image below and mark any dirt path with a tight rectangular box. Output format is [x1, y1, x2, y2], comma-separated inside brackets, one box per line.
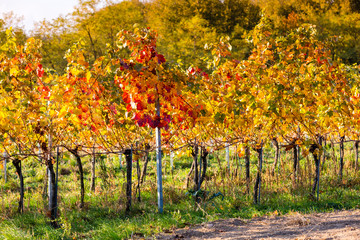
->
[156, 209, 360, 240]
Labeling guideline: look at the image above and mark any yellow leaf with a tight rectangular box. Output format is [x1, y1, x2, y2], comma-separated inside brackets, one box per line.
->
[10, 68, 18, 77]
[49, 109, 56, 116]
[86, 72, 91, 81]
[70, 68, 81, 76]
[58, 106, 68, 118]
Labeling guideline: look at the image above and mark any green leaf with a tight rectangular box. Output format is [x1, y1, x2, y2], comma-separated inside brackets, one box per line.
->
[214, 112, 225, 123]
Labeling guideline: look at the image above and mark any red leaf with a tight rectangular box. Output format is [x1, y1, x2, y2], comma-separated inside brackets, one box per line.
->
[126, 104, 132, 112]
[136, 101, 145, 110]
[36, 64, 44, 78]
[157, 54, 166, 64]
[123, 92, 131, 103]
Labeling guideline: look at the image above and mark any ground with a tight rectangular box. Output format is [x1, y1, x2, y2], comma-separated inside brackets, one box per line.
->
[156, 209, 360, 240]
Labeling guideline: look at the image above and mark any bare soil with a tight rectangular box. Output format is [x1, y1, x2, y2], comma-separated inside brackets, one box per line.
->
[156, 209, 360, 240]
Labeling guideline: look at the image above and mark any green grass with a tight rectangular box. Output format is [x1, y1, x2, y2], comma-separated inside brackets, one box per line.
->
[0, 142, 360, 239]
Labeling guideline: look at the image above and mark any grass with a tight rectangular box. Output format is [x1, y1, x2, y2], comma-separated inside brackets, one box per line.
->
[0, 141, 360, 239]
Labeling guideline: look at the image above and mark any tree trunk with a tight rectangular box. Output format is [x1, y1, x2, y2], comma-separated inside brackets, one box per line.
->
[245, 145, 250, 195]
[12, 159, 24, 214]
[91, 148, 96, 192]
[124, 149, 132, 212]
[339, 136, 345, 182]
[253, 147, 263, 205]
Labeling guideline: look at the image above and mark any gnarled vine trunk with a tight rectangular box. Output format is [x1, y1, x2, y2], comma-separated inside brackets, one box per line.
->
[310, 143, 320, 200]
[12, 158, 24, 214]
[192, 144, 199, 191]
[91, 147, 96, 192]
[199, 147, 209, 187]
[292, 144, 298, 187]
[245, 145, 250, 195]
[253, 147, 263, 205]
[339, 136, 345, 182]
[69, 148, 85, 208]
[124, 149, 132, 212]
[47, 159, 57, 227]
